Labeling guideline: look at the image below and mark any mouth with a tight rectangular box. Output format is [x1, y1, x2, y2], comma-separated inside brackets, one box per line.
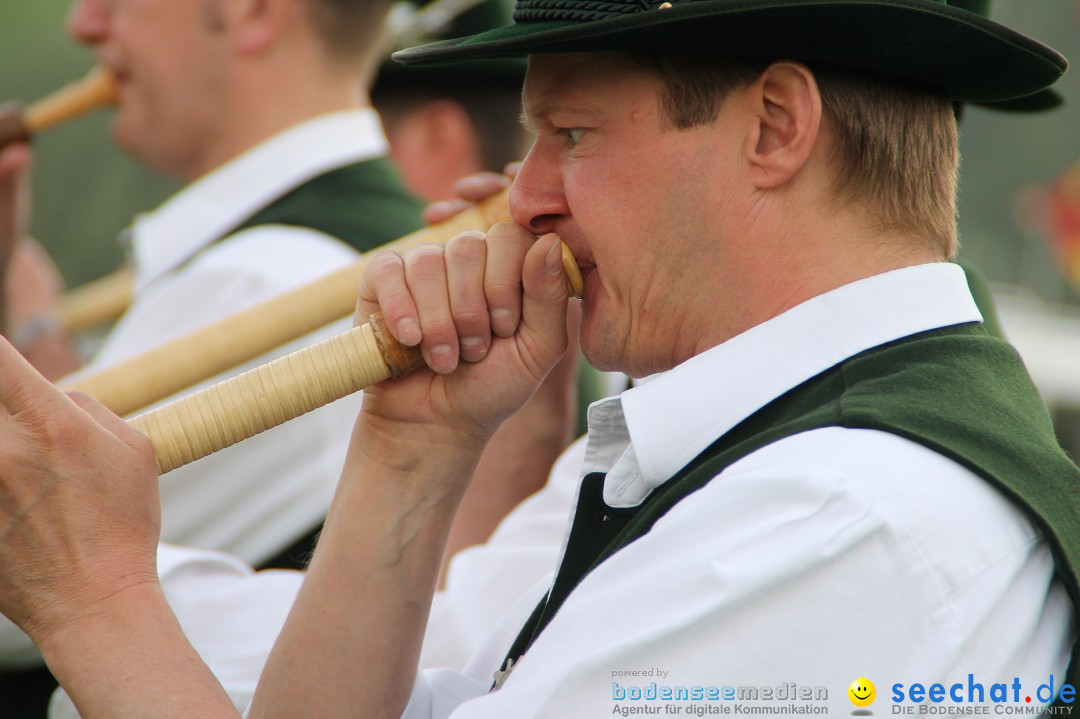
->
[853, 692, 871, 700]
[98, 58, 129, 95]
[575, 259, 596, 299]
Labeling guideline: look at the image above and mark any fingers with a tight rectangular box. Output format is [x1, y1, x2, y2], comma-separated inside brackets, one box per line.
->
[453, 172, 512, 203]
[405, 245, 459, 375]
[422, 198, 472, 226]
[421, 170, 515, 225]
[360, 235, 490, 375]
[445, 233, 490, 364]
[0, 143, 31, 180]
[518, 234, 572, 377]
[359, 223, 546, 376]
[483, 223, 533, 337]
[502, 161, 522, 181]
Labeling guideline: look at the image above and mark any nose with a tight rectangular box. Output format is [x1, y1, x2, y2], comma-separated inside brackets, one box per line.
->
[510, 141, 570, 237]
[67, 0, 110, 45]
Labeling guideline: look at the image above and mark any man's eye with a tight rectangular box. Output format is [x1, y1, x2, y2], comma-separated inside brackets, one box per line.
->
[560, 128, 586, 147]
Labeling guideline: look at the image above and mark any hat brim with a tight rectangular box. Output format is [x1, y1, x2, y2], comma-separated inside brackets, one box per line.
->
[975, 87, 1064, 112]
[374, 58, 525, 96]
[392, 0, 1066, 103]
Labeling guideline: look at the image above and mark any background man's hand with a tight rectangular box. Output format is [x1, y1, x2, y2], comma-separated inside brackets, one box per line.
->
[0, 144, 32, 277]
[422, 165, 519, 225]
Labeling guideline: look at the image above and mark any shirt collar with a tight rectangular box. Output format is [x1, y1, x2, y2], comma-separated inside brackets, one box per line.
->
[589, 262, 982, 506]
[129, 108, 388, 293]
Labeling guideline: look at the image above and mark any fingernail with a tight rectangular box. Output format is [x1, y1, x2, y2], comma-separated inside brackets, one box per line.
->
[429, 344, 457, 374]
[490, 308, 514, 337]
[396, 318, 422, 346]
[427, 200, 457, 216]
[460, 336, 487, 361]
[546, 238, 562, 275]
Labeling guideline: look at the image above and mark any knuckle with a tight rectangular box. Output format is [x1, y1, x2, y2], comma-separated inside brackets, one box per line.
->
[445, 232, 487, 261]
[485, 277, 524, 299]
[452, 307, 490, 331]
[369, 249, 403, 268]
[66, 391, 94, 408]
[367, 251, 404, 281]
[422, 314, 459, 342]
[406, 245, 449, 283]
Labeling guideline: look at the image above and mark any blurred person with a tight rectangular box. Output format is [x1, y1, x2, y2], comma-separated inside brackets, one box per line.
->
[373, 1, 527, 203]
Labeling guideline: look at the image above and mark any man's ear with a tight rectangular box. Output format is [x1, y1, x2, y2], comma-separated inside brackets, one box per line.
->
[388, 99, 482, 201]
[223, 0, 293, 55]
[743, 61, 822, 190]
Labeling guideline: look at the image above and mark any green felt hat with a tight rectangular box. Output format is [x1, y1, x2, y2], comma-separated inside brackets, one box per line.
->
[393, 0, 1067, 103]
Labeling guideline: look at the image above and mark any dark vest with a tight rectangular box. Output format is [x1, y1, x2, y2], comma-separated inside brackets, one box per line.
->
[504, 323, 1080, 693]
[230, 156, 425, 255]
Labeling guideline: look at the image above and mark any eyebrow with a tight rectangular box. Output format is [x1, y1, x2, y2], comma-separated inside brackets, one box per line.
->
[519, 100, 603, 130]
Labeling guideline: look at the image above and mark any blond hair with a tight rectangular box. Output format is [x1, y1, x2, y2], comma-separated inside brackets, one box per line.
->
[625, 52, 959, 258]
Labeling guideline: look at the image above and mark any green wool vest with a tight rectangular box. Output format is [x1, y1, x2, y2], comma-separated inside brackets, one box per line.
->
[230, 156, 425, 254]
[505, 323, 1080, 690]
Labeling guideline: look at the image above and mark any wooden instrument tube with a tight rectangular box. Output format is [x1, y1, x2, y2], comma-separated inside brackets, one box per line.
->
[129, 314, 421, 474]
[61, 190, 512, 417]
[0, 68, 118, 148]
[130, 245, 583, 474]
[57, 266, 134, 334]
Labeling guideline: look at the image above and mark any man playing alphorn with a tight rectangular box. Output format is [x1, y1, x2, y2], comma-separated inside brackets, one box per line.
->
[0, 0, 1078, 717]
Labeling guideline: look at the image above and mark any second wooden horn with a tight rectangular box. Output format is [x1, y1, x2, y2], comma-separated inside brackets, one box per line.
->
[0, 67, 118, 148]
[61, 190, 512, 417]
[131, 245, 584, 475]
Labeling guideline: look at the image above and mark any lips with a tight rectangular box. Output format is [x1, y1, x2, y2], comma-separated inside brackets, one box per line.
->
[97, 57, 129, 96]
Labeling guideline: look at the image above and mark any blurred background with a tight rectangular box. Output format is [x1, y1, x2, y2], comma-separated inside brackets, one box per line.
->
[1, 0, 1079, 453]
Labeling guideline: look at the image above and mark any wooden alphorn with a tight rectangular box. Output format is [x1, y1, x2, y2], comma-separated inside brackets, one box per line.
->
[0, 67, 118, 148]
[57, 266, 134, 334]
[61, 190, 513, 417]
[130, 245, 584, 474]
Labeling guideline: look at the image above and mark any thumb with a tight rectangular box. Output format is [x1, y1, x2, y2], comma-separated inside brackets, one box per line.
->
[518, 233, 572, 375]
[0, 335, 66, 417]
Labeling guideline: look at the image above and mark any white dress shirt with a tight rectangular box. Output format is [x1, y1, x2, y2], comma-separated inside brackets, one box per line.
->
[44, 263, 1076, 717]
[402, 263, 1074, 718]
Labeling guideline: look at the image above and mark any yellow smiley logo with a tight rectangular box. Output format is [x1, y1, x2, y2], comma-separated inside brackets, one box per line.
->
[848, 677, 876, 707]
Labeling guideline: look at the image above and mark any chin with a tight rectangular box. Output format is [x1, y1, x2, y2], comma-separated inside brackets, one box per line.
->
[111, 117, 143, 159]
[579, 325, 623, 375]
